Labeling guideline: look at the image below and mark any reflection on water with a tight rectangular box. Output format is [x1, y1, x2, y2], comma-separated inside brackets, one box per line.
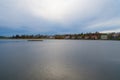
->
[0, 40, 120, 80]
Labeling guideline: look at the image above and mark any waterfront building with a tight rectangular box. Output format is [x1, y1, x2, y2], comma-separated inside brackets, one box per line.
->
[101, 34, 108, 40]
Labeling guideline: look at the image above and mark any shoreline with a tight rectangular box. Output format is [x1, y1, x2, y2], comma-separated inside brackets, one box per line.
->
[0, 38, 120, 41]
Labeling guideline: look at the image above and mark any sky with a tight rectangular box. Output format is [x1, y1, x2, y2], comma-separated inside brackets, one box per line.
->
[0, 0, 120, 36]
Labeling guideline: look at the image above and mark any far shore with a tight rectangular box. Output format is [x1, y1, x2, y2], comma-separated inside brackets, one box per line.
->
[0, 38, 120, 41]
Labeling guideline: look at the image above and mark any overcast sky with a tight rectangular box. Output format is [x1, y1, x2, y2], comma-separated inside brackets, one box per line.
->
[0, 0, 120, 35]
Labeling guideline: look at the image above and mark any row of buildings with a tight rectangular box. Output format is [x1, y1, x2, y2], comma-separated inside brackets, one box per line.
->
[11, 32, 120, 40]
[49, 32, 120, 40]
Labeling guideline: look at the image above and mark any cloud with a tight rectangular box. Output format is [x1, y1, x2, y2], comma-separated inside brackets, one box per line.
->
[100, 29, 120, 33]
[25, 0, 110, 23]
[0, 0, 120, 35]
[86, 18, 120, 29]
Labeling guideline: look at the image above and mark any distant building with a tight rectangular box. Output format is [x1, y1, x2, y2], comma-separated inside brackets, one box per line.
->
[71, 36, 76, 39]
[101, 34, 108, 40]
[113, 33, 119, 37]
[112, 33, 120, 40]
[65, 36, 70, 39]
[77, 36, 83, 39]
[55, 35, 64, 39]
[91, 35, 98, 40]
[49, 36, 55, 39]
[84, 36, 90, 39]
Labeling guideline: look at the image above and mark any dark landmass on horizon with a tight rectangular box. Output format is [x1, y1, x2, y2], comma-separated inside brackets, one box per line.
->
[0, 32, 120, 40]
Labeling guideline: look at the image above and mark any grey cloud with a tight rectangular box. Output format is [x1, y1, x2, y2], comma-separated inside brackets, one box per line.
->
[0, 0, 120, 33]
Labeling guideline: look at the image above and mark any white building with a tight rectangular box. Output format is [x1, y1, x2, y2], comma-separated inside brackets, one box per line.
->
[65, 36, 70, 39]
[101, 35, 108, 40]
[49, 36, 55, 39]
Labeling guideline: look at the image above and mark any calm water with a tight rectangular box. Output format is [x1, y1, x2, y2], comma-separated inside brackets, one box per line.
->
[0, 39, 120, 80]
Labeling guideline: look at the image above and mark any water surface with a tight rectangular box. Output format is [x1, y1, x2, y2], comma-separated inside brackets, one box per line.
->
[0, 40, 120, 80]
